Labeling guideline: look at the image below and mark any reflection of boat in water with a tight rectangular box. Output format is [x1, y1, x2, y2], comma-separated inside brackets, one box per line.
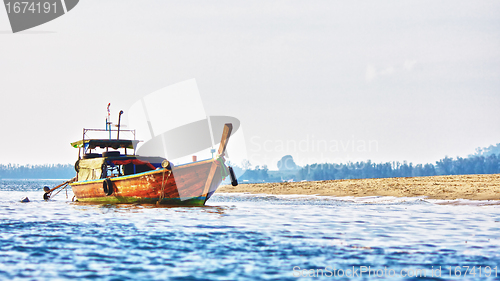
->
[69, 117, 237, 206]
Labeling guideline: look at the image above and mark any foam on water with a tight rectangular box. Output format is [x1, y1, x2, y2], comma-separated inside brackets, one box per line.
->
[1, 180, 499, 280]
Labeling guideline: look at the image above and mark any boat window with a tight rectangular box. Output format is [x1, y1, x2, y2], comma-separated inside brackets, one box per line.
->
[104, 164, 123, 178]
[135, 164, 154, 174]
[121, 163, 155, 176]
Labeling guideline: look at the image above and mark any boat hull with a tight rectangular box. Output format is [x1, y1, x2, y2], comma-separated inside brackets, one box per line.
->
[70, 158, 225, 206]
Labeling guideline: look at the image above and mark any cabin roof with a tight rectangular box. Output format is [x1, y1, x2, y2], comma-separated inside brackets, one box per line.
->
[71, 139, 139, 149]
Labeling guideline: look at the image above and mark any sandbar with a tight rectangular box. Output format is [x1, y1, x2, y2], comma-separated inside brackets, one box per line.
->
[217, 174, 500, 200]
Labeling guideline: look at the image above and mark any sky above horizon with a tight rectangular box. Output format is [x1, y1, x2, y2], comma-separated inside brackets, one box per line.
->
[0, 0, 499, 169]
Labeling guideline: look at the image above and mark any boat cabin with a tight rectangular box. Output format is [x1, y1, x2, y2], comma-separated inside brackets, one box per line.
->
[71, 129, 165, 181]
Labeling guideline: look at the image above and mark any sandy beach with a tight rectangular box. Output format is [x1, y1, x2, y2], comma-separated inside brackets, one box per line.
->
[217, 174, 500, 200]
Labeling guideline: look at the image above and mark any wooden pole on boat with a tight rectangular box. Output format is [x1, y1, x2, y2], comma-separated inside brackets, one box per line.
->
[217, 123, 232, 157]
[43, 177, 76, 200]
[201, 123, 233, 202]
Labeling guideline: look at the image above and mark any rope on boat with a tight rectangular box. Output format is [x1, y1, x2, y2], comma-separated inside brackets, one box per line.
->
[157, 168, 172, 205]
[43, 177, 76, 201]
[217, 156, 229, 180]
[50, 183, 69, 199]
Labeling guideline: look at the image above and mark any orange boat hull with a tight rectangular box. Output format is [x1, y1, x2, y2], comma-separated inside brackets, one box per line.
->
[70, 159, 226, 206]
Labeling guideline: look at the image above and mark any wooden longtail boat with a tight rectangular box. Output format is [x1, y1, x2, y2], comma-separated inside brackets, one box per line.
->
[69, 123, 236, 206]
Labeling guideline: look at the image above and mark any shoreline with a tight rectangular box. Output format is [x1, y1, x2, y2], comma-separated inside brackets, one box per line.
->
[217, 174, 500, 201]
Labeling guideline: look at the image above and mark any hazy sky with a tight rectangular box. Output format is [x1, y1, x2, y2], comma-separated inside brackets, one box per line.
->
[1, 1, 499, 169]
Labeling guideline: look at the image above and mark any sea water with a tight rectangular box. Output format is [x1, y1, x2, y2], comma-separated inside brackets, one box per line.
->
[0, 179, 499, 280]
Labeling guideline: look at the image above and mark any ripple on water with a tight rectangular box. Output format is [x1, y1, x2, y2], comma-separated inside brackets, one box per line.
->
[0, 181, 499, 280]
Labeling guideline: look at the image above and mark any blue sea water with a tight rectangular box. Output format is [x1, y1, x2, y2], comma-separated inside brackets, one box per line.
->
[0, 179, 499, 280]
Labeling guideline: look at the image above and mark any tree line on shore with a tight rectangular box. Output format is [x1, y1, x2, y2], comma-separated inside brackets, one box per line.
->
[294, 154, 500, 182]
[2, 143, 499, 181]
[0, 164, 75, 179]
[238, 143, 500, 183]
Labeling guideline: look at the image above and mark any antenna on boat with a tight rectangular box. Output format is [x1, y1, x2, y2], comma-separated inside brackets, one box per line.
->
[117, 110, 124, 140]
